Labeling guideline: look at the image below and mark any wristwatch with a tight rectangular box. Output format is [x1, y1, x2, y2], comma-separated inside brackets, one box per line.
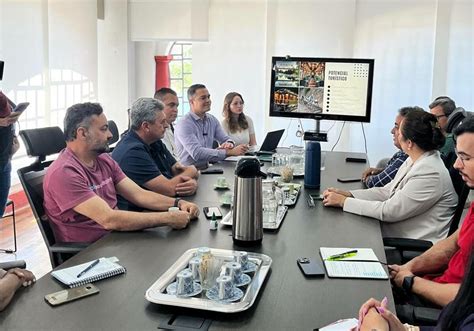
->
[402, 275, 416, 293]
[174, 198, 182, 208]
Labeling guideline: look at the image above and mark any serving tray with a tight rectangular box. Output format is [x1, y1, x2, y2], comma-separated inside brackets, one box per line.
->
[145, 248, 272, 313]
[220, 206, 288, 230]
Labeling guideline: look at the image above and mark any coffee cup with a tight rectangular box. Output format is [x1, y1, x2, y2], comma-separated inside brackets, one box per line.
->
[233, 251, 248, 270]
[176, 269, 194, 296]
[188, 257, 201, 281]
[216, 275, 233, 300]
[221, 192, 233, 205]
[216, 176, 227, 187]
[224, 262, 243, 284]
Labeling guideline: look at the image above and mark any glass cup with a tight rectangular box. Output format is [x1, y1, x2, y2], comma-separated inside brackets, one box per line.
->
[176, 269, 194, 296]
[289, 145, 305, 174]
[262, 180, 283, 226]
[216, 176, 227, 187]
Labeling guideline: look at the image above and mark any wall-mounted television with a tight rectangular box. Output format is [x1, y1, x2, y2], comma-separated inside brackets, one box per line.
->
[269, 57, 374, 123]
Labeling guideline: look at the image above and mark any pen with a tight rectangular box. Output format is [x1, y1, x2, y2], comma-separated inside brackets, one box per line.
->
[307, 194, 315, 207]
[327, 250, 358, 260]
[76, 259, 101, 278]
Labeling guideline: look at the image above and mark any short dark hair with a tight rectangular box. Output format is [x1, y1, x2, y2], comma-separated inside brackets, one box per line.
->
[400, 108, 445, 151]
[187, 84, 206, 101]
[399, 106, 423, 117]
[429, 96, 456, 117]
[64, 102, 103, 141]
[154, 87, 177, 100]
[453, 115, 474, 137]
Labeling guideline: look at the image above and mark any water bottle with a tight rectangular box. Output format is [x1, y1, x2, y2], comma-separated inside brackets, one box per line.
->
[304, 141, 321, 189]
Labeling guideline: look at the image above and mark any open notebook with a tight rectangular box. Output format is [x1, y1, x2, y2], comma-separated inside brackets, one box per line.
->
[319, 247, 388, 279]
[51, 257, 126, 288]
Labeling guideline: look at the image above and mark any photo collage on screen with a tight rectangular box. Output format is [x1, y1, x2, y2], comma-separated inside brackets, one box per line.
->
[273, 61, 325, 114]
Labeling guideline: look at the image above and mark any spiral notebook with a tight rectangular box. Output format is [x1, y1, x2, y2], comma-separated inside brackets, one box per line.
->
[51, 257, 126, 288]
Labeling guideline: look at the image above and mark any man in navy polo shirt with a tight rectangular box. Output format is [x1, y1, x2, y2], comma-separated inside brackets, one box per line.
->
[112, 98, 199, 211]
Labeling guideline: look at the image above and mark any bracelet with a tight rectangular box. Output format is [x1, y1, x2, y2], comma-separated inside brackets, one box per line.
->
[174, 198, 181, 208]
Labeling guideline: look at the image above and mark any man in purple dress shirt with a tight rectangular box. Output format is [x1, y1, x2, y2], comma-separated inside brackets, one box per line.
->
[174, 84, 248, 169]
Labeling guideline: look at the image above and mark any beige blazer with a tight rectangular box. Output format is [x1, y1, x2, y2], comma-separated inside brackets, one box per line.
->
[344, 151, 457, 242]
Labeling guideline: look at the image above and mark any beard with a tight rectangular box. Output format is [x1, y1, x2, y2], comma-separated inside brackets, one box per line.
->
[91, 143, 110, 154]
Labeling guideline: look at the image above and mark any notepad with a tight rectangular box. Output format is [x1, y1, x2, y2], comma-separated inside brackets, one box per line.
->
[319, 247, 388, 279]
[51, 257, 126, 288]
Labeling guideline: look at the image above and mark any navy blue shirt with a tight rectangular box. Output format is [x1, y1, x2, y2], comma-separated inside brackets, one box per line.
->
[112, 130, 177, 211]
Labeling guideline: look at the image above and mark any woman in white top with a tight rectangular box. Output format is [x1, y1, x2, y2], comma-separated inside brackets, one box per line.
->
[221, 92, 257, 147]
[322, 108, 457, 242]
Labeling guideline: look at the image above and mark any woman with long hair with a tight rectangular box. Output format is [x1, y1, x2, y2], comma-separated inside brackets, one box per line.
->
[221, 92, 257, 148]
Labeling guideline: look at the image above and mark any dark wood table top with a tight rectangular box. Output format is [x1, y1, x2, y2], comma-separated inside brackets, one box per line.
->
[1, 151, 394, 330]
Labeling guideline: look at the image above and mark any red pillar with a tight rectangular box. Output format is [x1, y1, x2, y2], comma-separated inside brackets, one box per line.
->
[154, 55, 173, 91]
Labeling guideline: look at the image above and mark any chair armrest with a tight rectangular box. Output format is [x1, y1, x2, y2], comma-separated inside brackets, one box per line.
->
[50, 242, 89, 254]
[383, 237, 433, 252]
[0, 260, 27, 270]
[413, 306, 441, 325]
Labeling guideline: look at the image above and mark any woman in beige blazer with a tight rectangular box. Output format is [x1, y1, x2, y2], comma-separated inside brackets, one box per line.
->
[323, 109, 457, 242]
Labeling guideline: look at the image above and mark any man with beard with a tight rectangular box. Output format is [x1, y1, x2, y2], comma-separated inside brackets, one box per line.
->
[43, 102, 199, 244]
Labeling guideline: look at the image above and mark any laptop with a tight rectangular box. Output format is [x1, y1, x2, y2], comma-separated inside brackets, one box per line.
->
[245, 129, 285, 161]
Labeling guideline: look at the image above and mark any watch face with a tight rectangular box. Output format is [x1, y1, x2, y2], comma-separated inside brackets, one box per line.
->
[403, 276, 415, 292]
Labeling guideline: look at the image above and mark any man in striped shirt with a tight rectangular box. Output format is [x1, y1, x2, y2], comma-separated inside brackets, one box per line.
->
[362, 107, 419, 188]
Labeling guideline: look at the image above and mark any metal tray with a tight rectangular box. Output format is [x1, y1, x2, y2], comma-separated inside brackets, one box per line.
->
[267, 166, 304, 177]
[145, 248, 272, 313]
[220, 206, 288, 230]
[278, 183, 302, 206]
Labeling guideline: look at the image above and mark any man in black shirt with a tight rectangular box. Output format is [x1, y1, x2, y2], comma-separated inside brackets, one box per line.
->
[112, 98, 199, 211]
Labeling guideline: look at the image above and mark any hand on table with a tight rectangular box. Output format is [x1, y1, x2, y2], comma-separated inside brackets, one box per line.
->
[389, 264, 415, 288]
[175, 176, 197, 196]
[322, 188, 352, 208]
[357, 297, 406, 331]
[178, 200, 200, 219]
[8, 268, 36, 287]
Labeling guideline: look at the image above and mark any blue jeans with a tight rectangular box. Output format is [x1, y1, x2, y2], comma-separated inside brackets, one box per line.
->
[0, 161, 11, 216]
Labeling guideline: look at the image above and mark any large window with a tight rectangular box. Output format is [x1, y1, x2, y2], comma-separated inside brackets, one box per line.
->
[169, 42, 192, 119]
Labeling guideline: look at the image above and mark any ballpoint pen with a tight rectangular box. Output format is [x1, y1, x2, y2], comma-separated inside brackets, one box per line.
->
[327, 250, 358, 261]
[76, 259, 101, 278]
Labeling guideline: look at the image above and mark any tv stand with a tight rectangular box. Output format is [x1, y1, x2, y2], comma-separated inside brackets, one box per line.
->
[303, 119, 327, 141]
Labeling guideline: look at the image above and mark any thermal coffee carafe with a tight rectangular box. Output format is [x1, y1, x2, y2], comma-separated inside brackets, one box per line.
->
[232, 158, 267, 246]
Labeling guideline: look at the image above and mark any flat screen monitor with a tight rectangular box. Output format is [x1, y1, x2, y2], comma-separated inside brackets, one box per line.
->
[269, 57, 374, 123]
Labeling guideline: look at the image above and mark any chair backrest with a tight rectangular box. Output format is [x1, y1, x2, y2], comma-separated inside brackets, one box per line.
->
[17, 161, 57, 265]
[108, 120, 119, 145]
[448, 166, 470, 235]
[19, 126, 66, 163]
[18, 126, 67, 266]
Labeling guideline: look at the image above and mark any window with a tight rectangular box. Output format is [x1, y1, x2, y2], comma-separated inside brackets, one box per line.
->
[169, 42, 192, 119]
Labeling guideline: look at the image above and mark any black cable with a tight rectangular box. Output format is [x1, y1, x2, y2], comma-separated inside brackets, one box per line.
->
[326, 121, 337, 133]
[331, 121, 346, 151]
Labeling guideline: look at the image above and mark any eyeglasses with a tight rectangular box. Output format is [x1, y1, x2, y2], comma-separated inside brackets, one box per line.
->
[455, 149, 472, 166]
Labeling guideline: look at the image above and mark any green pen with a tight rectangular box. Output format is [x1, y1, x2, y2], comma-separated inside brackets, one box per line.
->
[327, 250, 358, 261]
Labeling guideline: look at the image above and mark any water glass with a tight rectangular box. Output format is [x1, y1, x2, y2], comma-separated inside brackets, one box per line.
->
[289, 145, 305, 174]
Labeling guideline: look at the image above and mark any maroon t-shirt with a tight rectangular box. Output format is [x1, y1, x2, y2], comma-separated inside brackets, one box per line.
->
[43, 148, 126, 243]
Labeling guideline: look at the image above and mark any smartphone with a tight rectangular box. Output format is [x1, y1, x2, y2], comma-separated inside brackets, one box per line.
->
[345, 157, 366, 163]
[201, 168, 224, 174]
[44, 284, 99, 306]
[203, 206, 223, 219]
[297, 257, 325, 277]
[337, 177, 362, 183]
[12, 102, 29, 113]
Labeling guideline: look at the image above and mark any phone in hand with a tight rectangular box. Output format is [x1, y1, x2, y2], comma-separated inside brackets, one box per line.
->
[297, 257, 325, 277]
[203, 206, 223, 219]
[12, 102, 29, 113]
[337, 177, 362, 183]
[44, 284, 99, 306]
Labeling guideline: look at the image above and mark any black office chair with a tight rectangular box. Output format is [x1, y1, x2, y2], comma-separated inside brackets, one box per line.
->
[18, 127, 88, 268]
[0, 199, 17, 253]
[108, 120, 119, 152]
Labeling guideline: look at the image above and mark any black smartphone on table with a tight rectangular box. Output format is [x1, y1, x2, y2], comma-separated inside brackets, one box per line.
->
[203, 206, 223, 219]
[297, 257, 325, 277]
[201, 168, 224, 174]
[337, 177, 362, 183]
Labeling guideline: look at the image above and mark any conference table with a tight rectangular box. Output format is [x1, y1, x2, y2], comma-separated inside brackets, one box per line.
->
[1, 151, 395, 330]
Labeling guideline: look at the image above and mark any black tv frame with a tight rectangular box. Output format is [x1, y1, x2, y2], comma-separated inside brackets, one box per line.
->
[269, 56, 374, 123]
